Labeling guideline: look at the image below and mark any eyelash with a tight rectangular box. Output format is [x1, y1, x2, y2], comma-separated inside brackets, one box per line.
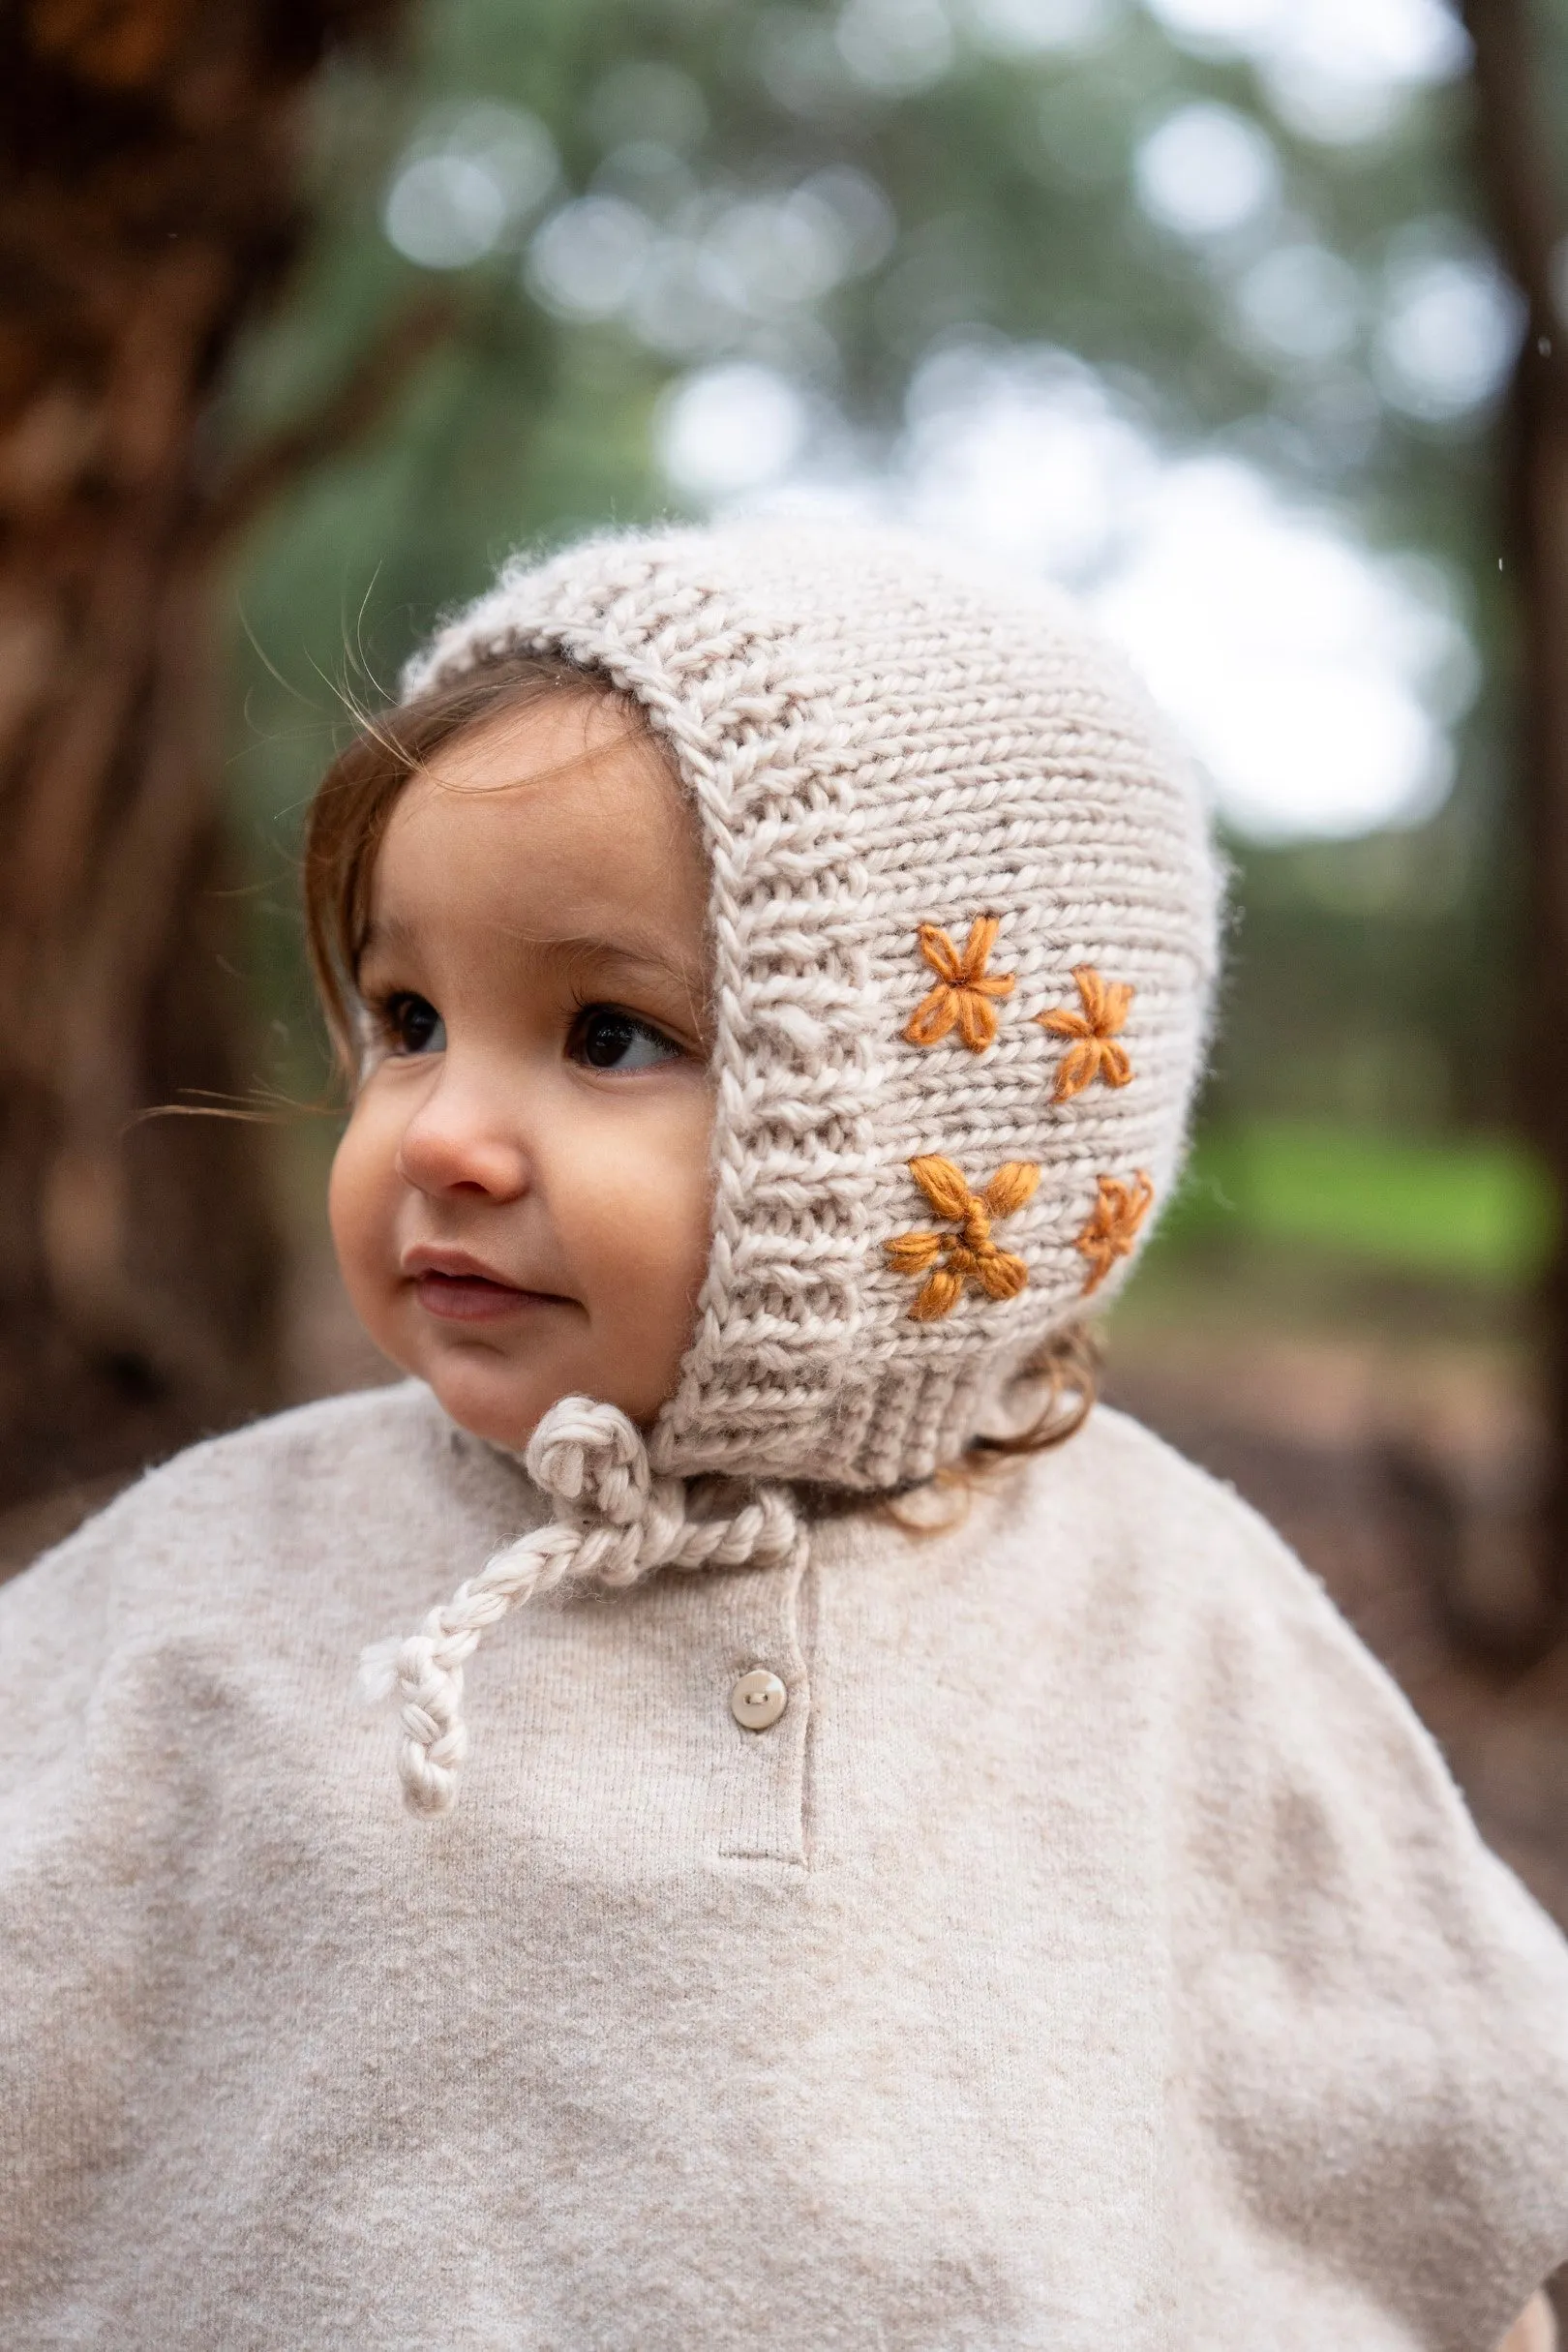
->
[567, 999, 685, 1073]
[373, 991, 443, 1058]
[364, 991, 685, 1074]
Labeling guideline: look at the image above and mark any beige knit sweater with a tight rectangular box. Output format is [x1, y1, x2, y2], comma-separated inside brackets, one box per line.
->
[3, 1380, 1567, 2350]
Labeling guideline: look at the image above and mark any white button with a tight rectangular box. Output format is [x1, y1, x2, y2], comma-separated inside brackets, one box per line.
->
[730, 1668, 788, 1732]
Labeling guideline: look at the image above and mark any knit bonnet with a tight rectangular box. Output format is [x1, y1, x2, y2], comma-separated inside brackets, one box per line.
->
[367, 518, 1221, 1810]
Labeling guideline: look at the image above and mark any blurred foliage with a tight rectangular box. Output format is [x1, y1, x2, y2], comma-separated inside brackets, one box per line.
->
[222, 0, 1553, 1275]
[1166, 1120, 1556, 1283]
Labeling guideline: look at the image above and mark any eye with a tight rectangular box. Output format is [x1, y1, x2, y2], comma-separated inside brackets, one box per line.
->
[380, 992, 446, 1056]
[570, 1005, 682, 1073]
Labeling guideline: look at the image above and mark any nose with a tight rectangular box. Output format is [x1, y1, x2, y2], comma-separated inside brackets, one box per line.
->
[394, 1062, 530, 1202]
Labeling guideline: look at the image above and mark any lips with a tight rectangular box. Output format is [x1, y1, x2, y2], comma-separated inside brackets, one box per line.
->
[403, 1249, 566, 1324]
[412, 1271, 532, 1322]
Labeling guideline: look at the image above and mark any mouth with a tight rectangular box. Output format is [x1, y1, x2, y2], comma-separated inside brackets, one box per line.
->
[404, 1250, 570, 1325]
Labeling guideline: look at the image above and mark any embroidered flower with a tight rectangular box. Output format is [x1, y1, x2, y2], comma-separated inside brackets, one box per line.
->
[1036, 967, 1134, 1101]
[903, 916, 1015, 1053]
[1073, 1170, 1155, 1295]
[885, 1155, 1040, 1321]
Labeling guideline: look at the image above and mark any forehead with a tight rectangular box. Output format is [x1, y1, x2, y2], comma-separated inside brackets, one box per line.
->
[373, 689, 706, 940]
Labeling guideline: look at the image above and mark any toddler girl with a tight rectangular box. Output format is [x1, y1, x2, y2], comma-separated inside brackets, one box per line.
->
[3, 520, 1567, 2349]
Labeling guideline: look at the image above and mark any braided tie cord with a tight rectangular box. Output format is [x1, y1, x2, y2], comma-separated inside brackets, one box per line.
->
[361, 1396, 801, 1817]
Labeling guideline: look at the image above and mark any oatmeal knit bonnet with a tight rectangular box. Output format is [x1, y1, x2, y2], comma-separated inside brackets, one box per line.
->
[365, 518, 1221, 1812]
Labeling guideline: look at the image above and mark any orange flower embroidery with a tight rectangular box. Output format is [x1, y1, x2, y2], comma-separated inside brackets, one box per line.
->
[903, 916, 1015, 1053]
[885, 1155, 1040, 1321]
[1036, 967, 1134, 1101]
[1074, 1171, 1155, 1296]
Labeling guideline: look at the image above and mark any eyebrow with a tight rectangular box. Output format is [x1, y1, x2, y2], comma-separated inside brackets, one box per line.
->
[357, 912, 702, 992]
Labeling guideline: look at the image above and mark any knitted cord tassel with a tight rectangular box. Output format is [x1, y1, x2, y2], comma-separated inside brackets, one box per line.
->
[361, 1396, 801, 1817]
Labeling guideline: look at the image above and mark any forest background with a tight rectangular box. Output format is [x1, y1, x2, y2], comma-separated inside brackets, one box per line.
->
[244, 0, 1561, 1344]
[9, 0, 1568, 1903]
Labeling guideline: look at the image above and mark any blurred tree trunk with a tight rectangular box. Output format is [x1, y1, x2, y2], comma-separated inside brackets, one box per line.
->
[0, 0, 425, 1506]
[1462, 0, 1568, 1628]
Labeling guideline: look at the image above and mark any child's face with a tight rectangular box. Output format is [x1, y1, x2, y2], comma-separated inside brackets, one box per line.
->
[329, 691, 714, 1452]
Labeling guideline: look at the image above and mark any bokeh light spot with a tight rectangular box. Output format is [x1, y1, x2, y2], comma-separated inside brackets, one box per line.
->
[656, 362, 811, 498]
[1134, 103, 1280, 240]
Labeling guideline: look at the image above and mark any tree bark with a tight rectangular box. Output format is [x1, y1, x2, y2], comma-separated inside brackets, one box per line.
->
[0, 0, 407, 1503]
[1462, 0, 1568, 1624]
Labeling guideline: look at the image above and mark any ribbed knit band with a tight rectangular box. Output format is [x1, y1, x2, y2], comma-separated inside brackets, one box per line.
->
[404, 520, 1221, 1491]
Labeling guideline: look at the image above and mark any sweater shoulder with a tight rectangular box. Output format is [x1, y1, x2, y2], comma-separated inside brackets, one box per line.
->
[113, 1379, 452, 1519]
[45, 1381, 463, 1555]
[958, 1401, 1465, 1794]
[1054, 1401, 1402, 1680]
[0, 1384, 542, 1806]
[1001, 1396, 1322, 1612]
[0, 1382, 519, 1648]
[1045, 1396, 1285, 1533]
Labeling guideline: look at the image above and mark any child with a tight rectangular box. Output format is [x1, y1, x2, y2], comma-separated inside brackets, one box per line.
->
[2, 520, 1566, 2350]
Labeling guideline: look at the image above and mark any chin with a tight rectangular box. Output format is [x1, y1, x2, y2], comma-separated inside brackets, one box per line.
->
[421, 1354, 556, 1455]
[416, 1338, 678, 1451]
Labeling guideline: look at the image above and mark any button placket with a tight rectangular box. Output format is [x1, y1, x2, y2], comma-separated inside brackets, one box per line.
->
[713, 1545, 812, 1867]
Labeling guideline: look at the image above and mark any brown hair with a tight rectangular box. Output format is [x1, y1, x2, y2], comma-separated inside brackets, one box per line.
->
[876, 1323, 1099, 1529]
[302, 648, 645, 1082]
[301, 648, 1097, 1491]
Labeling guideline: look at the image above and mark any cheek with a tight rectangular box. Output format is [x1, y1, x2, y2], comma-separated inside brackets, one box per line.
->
[328, 1101, 399, 1292]
[570, 1092, 713, 1329]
